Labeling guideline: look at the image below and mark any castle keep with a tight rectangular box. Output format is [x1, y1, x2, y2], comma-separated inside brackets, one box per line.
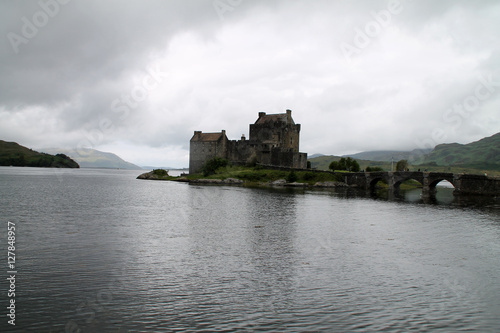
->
[189, 110, 308, 174]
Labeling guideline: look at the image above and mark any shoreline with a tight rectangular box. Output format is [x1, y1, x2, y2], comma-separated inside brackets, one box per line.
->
[137, 169, 357, 189]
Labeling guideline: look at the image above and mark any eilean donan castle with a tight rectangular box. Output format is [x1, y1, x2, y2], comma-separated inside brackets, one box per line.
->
[189, 110, 307, 174]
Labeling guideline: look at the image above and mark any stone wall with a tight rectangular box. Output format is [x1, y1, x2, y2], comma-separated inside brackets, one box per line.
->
[249, 121, 300, 152]
[189, 133, 228, 174]
[455, 174, 500, 195]
[226, 140, 257, 165]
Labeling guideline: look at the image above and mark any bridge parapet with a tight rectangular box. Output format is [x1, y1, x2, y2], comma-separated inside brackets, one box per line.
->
[454, 174, 500, 196]
[341, 171, 499, 196]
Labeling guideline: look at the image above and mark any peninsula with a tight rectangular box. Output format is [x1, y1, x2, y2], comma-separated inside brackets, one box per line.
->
[0, 140, 79, 168]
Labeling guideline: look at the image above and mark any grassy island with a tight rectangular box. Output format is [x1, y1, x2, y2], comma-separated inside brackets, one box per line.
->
[137, 163, 429, 191]
[137, 165, 350, 187]
[190, 165, 344, 184]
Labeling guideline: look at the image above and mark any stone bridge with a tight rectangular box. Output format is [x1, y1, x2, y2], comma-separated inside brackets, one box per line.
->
[343, 171, 500, 196]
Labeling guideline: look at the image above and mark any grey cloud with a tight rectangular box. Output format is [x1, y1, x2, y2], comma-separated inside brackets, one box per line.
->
[1, 0, 499, 166]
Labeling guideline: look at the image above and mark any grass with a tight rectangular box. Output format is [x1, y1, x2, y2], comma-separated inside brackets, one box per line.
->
[182, 165, 345, 185]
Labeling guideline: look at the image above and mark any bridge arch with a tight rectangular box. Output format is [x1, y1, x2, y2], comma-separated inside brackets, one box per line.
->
[342, 171, 499, 197]
[429, 179, 455, 189]
[393, 177, 424, 193]
[367, 173, 391, 192]
[427, 174, 456, 191]
[369, 177, 385, 192]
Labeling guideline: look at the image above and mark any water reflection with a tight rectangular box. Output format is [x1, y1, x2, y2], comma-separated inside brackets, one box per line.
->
[323, 185, 500, 210]
[2, 167, 500, 331]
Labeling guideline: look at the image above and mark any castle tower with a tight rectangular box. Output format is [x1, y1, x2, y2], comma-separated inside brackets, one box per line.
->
[249, 109, 301, 152]
[189, 130, 228, 174]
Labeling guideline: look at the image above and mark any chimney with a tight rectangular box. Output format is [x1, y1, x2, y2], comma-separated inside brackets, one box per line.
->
[221, 130, 226, 137]
[194, 130, 201, 135]
[258, 112, 266, 118]
[286, 109, 292, 122]
[241, 134, 246, 141]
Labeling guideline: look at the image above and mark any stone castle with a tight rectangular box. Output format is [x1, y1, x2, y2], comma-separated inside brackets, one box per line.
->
[189, 110, 308, 174]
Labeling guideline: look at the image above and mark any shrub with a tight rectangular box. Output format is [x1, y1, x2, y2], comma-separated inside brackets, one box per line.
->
[396, 159, 409, 171]
[329, 157, 360, 172]
[366, 166, 384, 172]
[286, 170, 298, 183]
[153, 169, 169, 177]
[303, 172, 315, 181]
[202, 157, 229, 176]
[329, 161, 339, 171]
[246, 153, 258, 167]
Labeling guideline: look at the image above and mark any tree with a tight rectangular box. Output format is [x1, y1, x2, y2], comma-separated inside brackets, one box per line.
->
[396, 159, 409, 171]
[329, 161, 340, 171]
[366, 166, 384, 172]
[346, 157, 360, 172]
[329, 157, 360, 172]
[286, 170, 298, 183]
[201, 157, 228, 176]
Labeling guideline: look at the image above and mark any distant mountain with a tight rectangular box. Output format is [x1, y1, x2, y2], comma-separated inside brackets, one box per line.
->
[423, 132, 500, 170]
[345, 149, 432, 163]
[40, 148, 143, 170]
[308, 155, 341, 170]
[141, 165, 187, 171]
[308, 132, 500, 173]
[309, 148, 432, 170]
[308, 153, 325, 159]
[0, 140, 79, 168]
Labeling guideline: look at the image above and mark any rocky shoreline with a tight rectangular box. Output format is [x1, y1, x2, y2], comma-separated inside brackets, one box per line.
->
[187, 178, 352, 188]
[137, 170, 353, 188]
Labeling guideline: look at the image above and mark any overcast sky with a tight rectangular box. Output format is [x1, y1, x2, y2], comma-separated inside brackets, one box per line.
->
[1, 0, 499, 167]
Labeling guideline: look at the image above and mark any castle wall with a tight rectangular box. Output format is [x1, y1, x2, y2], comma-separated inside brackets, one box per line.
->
[249, 122, 301, 152]
[189, 137, 228, 174]
[297, 152, 308, 169]
[226, 140, 257, 165]
[282, 124, 301, 152]
[189, 111, 307, 174]
[269, 148, 307, 169]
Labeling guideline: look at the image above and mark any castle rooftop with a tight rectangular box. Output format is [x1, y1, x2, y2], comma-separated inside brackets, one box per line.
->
[191, 130, 227, 142]
[255, 109, 295, 125]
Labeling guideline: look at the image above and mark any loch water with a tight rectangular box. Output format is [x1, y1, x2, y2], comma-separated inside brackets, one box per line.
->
[0, 167, 499, 332]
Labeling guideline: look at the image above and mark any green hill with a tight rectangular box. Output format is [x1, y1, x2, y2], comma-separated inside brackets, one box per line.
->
[0, 141, 79, 168]
[423, 132, 500, 170]
[308, 132, 500, 175]
[308, 155, 388, 171]
[40, 148, 143, 170]
[346, 149, 431, 163]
